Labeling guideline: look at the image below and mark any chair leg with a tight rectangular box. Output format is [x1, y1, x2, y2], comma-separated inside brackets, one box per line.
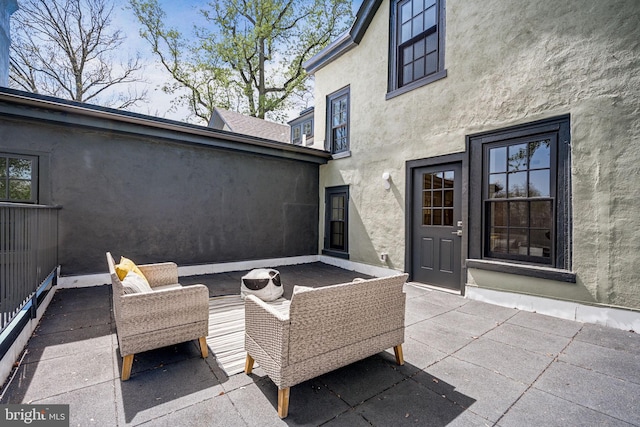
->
[393, 344, 404, 366]
[244, 354, 255, 374]
[198, 336, 209, 358]
[122, 354, 134, 381]
[278, 387, 290, 418]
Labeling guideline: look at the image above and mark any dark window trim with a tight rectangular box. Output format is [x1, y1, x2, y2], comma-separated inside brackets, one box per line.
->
[387, 0, 447, 97]
[323, 185, 349, 259]
[466, 259, 577, 283]
[0, 152, 39, 203]
[325, 86, 350, 154]
[467, 115, 572, 272]
[290, 117, 314, 145]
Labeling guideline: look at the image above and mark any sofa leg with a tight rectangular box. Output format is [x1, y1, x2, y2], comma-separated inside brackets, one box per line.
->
[122, 354, 134, 381]
[244, 354, 255, 374]
[393, 345, 404, 366]
[198, 337, 209, 358]
[278, 387, 290, 418]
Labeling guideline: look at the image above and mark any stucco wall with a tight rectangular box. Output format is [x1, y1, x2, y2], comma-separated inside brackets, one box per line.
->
[1, 112, 320, 275]
[313, 0, 640, 308]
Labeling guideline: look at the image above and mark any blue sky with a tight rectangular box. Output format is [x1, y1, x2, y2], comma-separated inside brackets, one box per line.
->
[111, 1, 363, 123]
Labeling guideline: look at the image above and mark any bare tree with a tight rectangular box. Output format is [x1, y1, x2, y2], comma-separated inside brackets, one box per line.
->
[10, 0, 146, 109]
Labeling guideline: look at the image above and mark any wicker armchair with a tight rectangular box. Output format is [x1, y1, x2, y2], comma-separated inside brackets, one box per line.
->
[106, 252, 210, 380]
[244, 273, 408, 418]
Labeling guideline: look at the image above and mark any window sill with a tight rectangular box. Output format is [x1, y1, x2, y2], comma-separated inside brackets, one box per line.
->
[331, 150, 351, 160]
[322, 249, 350, 260]
[466, 259, 576, 283]
[386, 69, 447, 100]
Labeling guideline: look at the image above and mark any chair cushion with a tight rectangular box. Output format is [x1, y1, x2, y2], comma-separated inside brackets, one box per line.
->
[121, 271, 153, 294]
[115, 256, 149, 286]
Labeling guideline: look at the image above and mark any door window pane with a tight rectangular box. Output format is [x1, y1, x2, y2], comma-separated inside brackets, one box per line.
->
[422, 191, 431, 207]
[423, 209, 432, 226]
[444, 190, 454, 207]
[422, 170, 455, 227]
[433, 209, 442, 225]
[433, 190, 442, 207]
[443, 209, 453, 226]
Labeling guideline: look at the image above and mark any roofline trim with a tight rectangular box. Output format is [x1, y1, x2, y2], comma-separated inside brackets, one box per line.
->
[0, 88, 331, 164]
[304, 0, 383, 74]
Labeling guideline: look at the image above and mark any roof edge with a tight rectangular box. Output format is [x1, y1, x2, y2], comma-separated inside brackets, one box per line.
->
[304, 0, 383, 74]
[0, 88, 331, 164]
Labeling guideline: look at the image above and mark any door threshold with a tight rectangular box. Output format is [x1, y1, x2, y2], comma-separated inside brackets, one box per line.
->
[407, 282, 462, 295]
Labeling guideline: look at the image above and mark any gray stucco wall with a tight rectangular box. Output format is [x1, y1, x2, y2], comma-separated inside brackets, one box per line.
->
[0, 101, 322, 275]
[312, 0, 640, 310]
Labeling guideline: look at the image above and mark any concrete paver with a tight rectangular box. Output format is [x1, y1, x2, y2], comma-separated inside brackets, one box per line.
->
[2, 262, 639, 426]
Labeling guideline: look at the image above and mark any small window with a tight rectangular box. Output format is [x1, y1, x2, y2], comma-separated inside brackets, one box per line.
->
[302, 120, 313, 140]
[388, 0, 446, 97]
[323, 186, 349, 258]
[290, 118, 313, 145]
[292, 125, 302, 145]
[326, 87, 350, 155]
[0, 153, 38, 203]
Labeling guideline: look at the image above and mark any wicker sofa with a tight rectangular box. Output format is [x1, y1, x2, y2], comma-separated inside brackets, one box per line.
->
[106, 252, 210, 380]
[244, 273, 408, 418]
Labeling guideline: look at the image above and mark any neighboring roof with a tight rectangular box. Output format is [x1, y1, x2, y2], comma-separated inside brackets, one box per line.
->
[304, 0, 382, 74]
[288, 107, 314, 126]
[0, 87, 330, 164]
[208, 107, 290, 144]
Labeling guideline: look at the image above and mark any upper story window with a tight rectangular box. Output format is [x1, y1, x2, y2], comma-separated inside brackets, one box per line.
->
[388, 0, 446, 99]
[291, 118, 313, 145]
[326, 86, 350, 155]
[0, 153, 38, 203]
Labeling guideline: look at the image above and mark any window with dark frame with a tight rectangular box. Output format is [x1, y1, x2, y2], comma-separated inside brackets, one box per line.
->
[389, 0, 446, 96]
[468, 116, 571, 270]
[326, 87, 350, 154]
[485, 138, 555, 264]
[323, 186, 349, 258]
[0, 153, 38, 203]
[291, 118, 313, 145]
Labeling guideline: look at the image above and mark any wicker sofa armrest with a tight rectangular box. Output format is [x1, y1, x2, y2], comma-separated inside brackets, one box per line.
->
[138, 262, 179, 288]
[118, 284, 209, 336]
[245, 295, 290, 367]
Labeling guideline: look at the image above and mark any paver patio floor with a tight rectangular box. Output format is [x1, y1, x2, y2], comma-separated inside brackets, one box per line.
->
[2, 262, 639, 426]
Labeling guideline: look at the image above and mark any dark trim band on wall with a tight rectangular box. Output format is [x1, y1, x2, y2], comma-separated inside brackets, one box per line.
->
[466, 259, 576, 283]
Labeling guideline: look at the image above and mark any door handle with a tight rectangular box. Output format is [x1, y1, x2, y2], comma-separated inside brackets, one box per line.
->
[451, 230, 463, 236]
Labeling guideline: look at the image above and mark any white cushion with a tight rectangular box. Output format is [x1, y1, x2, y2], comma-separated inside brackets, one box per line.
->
[122, 271, 153, 294]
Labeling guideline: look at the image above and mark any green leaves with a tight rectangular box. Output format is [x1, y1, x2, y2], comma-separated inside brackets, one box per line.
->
[130, 0, 353, 122]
